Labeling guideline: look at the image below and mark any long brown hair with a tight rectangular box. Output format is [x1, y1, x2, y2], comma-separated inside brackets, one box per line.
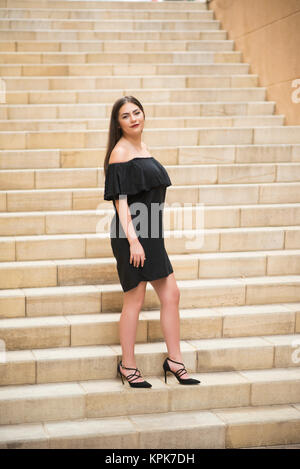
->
[103, 95, 146, 177]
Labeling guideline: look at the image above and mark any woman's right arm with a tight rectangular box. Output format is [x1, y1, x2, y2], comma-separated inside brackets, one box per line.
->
[115, 196, 146, 269]
[109, 148, 146, 268]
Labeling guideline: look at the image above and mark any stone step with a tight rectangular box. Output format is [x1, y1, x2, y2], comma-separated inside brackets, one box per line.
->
[1, 273, 300, 319]
[1, 8, 215, 21]
[1, 181, 300, 212]
[0, 302, 299, 349]
[1, 203, 300, 235]
[1, 249, 300, 289]
[0, 39, 234, 53]
[1, 162, 300, 190]
[4, 88, 264, 107]
[1, 1, 208, 11]
[4, 125, 300, 151]
[2, 74, 257, 91]
[0, 368, 300, 430]
[0, 101, 273, 122]
[0, 226, 300, 263]
[3, 143, 298, 170]
[1, 402, 300, 449]
[0, 333, 299, 386]
[6, 87, 266, 105]
[0, 50, 242, 65]
[1, 115, 284, 132]
[0, 29, 227, 42]
[0, 62, 249, 76]
[0, 19, 221, 32]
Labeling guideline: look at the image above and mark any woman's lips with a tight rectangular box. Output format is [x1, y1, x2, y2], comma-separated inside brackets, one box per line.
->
[131, 124, 139, 128]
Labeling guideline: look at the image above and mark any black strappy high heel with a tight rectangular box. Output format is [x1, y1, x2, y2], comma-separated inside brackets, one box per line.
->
[163, 357, 201, 385]
[117, 360, 152, 388]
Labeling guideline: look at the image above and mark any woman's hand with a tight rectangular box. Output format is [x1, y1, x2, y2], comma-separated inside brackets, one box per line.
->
[129, 238, 146, 268]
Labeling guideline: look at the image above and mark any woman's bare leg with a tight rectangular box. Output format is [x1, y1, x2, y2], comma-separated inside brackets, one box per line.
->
[119, 280, 147, 382]
[150, 272, 190, 379]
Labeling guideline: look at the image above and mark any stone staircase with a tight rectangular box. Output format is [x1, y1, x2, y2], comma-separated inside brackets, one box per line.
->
[0, 0, 300, 449]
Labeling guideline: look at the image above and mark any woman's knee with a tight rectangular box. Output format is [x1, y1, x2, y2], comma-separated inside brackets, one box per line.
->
[162, 285, 180, 307]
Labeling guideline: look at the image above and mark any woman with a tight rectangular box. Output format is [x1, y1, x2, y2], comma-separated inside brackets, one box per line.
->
[104, 96, 200, 388]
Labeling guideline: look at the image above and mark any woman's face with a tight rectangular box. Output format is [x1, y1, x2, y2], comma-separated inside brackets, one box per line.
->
[118, 102, 144, 136]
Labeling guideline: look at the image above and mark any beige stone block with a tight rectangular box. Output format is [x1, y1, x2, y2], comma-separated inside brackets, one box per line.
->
[220, 227, 284, 252]
[0, 213, 45, 236]
[215, 405, 300, 448]
[292, 145, 300, 162]
[0, 316, 70, 351]
[198, 252, 266, 278]
[0, 382, 85, 425]
[68, 313, 147, 346]
[23, 64, 69, 77]
[86, 234, 112, 258]
[254, 127, 300, 145]
[165, 229, 219, 254]
[82, 377, 168, 419]
[180, 279, 245, 309]
[0, 239, 15, 261]
[131, 410, 225, 449]
[168, 165, 217, 185]
[247, 102, 276, 115]
[166, 186, 198, 205]
[57, 259, 118, 286]
[1, 52, 41, 64]
[260, 182, 300, 204]
[214, 51, 242, 63]
[219, 164, 276, 184]
[0, 289, 25, 319]
[0, 170, 34, 190]
[263, 334, 300, 368]
[60, 148, 103, 168]
[7, 190, 72, 212]
[46, 416, 138, 449]
[296, 311, 300, 333]
[24, 285, 101, 317]
[285, 228, 300, 249]
[267, 251, 300, 275]
[205, 206, 241, 229]
[27, 131, 85, 149]
[35, 168, 98, 189]
[72, 188, 102, 210]
[245, 276, 300, 304]
[241, 205, 300, 227]
[0, 261, 57, 289]
[45, 212, 102, 234]
[239, 368, 300, 406]
[221, 304, 295, 337]
[19, 41, 59, 52]
[0, 350, 36, 386]
[16, 235, 85, 261]
[0, 132, 26, 150]
[0, 193, 6, 211]
[199, 128, 252, 145]
[237, 145, 292, 164]
[199, 184, 259, 205]
[231, 75, 258, 87]
[191, 337, 274, 372]
[0, 422, 48, 449]
[169, 371, 250, 412]
[277, 163, 300, 182]
[33, 345, 117, 383]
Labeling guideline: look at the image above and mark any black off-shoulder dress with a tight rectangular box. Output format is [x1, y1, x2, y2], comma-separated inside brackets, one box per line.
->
[104, 156, 174, 292]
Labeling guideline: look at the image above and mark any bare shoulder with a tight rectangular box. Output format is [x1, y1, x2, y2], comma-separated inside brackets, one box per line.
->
[108, 146, 130, 164]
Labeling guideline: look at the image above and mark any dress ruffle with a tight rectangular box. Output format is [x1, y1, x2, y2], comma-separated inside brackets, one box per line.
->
[104, 157, 172, 201]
